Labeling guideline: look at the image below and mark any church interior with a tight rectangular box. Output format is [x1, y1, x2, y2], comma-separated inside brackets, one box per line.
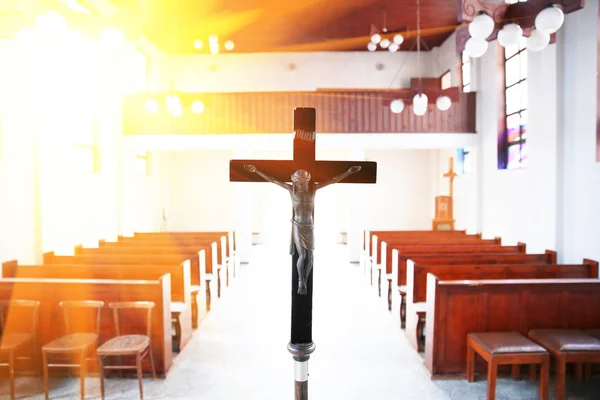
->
[0, 0, 599, 399]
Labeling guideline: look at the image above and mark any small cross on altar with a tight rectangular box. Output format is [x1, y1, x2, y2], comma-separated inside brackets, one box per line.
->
[443, 157, 458, 198]
[230, 107, 377, 400]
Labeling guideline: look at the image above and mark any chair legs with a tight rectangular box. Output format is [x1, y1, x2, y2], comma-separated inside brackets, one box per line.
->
[8, 350, 15, 400]
[466, 345, 475, 382]
[149, 348, 157, 380]
[42, 351, 49, 400]
[79, 352, 86, 400]
[540, 357, 550, 400]
[98, 356, 105, 400]
[555, 357, 567, 400]
[487, 360, 497, 400]
[136, 353, 144, 399]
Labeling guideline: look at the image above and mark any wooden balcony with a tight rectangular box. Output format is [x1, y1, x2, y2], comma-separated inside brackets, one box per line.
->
[123, 90, 476, 135]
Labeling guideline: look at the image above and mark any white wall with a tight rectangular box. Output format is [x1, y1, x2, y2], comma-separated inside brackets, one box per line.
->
[150, 51, 439, 92]
[473, 40, 558, 252]
[364, 149, 435, 230]
[431, 31, 461, 86]
[470, 5, 600, 262]
[557, 3, 600, 263]
[161, 151, 236, 232]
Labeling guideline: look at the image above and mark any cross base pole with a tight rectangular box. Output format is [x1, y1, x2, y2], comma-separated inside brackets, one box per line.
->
[288, 342, 315, 400]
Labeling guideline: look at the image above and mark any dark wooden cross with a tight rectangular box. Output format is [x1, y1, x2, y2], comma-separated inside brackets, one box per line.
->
[230, 107, 377, 400]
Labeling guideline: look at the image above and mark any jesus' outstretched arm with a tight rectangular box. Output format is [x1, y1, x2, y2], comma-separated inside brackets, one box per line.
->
[244, 164, 292, 192]
[315, 165, 361, 190]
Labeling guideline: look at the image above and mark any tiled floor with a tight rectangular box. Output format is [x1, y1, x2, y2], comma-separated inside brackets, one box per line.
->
[2, 244, 600, 399]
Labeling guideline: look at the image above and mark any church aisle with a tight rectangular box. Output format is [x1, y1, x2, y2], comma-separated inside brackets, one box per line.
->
[5, 244, 600, 399]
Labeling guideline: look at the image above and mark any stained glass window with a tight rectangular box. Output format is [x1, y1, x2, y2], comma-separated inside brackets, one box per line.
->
[441, 70, 451, 90]
[456, 148, 471, 174]
[461, 51, 471, 93]
[500, 37, 527, 170]
[135, 151, 150, 177]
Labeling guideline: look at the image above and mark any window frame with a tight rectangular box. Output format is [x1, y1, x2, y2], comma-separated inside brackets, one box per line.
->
[461, 50, 471, 93]
[500, 39, 528, 170]
[135, 151, 150, 177]
[440, 69, 452, 90]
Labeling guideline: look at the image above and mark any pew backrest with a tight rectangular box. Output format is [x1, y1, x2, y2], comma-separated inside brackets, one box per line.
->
[424, 275, 600, 377]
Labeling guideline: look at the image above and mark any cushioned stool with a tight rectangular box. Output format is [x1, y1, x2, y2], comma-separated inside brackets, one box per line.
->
[467, 332, 550, 400]
[529, 329, 600, 400]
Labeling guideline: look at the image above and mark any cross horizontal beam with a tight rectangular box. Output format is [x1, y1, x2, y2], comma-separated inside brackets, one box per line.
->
[230, 160, 377, 184]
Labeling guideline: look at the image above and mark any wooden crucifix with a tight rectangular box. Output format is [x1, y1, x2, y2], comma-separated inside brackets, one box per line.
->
[433, 157, 457, 231]
[230, 107, 377, 400]
[443, 156, 457, 198]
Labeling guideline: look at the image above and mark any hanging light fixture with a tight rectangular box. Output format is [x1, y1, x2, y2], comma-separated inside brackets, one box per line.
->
[527, 28, 550, 52]
[465, 37, 488, 58]
[436, 95, 451, 111]
[497, 22, 523, 48]
[468, 12, 494, 40]
[535, 4, 565, 34]
[412, 0, 427, 116]
[390, 99, 404, 114]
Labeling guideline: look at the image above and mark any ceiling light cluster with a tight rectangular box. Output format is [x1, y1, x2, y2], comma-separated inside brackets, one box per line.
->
[194, 35, 235, 54]
[368, 32, 404, 53]
[465, 4, 565, 58]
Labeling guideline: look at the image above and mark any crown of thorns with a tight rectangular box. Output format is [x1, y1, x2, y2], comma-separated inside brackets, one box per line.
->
[291, 170, 311, 182]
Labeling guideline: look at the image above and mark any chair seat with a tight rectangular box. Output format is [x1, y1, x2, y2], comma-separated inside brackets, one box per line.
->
[586, 329, 600, 340]
[97, 335, 150, 355]
[42, 333, 98, 352]
[205, 273, 214, 281]
[529, 329, 600, 352]
[0, 333, 32, 351]
[397, 285, 406, 294]
[385, 273, 393, 279]
[170, 302, 187, 315]
[413, 302, 427, 313]
[469, 332, 547, 355]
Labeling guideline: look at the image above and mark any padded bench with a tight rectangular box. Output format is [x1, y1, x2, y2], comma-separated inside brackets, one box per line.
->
[528, 329, 600, 400]
[467, 332, 550, 400]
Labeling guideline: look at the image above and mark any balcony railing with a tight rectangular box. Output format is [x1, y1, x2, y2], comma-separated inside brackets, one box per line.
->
[123, 90, 476, 135]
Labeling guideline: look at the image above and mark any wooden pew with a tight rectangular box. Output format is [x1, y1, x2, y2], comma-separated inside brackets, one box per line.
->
[110, 237, 226, 289]
[372, 237, 502, 296]
[0, 275, 172, 376]
[364, 230, 476, 270]
[389, 250, 557, 329]
[424, 276, 600, 378]
[405, 259, 599, 352]
[133, 231, 236, 267]
[1, 262, 195, 352]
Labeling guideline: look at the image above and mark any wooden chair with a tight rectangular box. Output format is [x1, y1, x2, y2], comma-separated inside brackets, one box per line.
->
[97, 301, 157, 399]
[0, 300, 39, 400]
[528, 329, 600, 400]
[467, 332, 550, 400]
[42, 300, 104, 400]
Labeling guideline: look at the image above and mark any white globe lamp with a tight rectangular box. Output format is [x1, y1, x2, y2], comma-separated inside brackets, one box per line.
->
[380, 38, 390, 49]
[367, 42, 377, 51]
[390, 99, 405, 114]
[527, 29, 550, 52]
[436, 95, 451, 111]
[393, 34, 404, 45]
[465, 37, 488, 58]
[535, 4, 564, 34]
[413, 93, 428, 116]
[371, 33, 381, 44]
[468, 12, 495, 40]
[192, 100, 205, 114]
[497, 23, 523, 48]
[388, 43, 399, 53]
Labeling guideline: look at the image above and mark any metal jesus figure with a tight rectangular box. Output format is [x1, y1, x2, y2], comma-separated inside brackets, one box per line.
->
[230, 107, 376, 400]
[244, 164, 361, 295]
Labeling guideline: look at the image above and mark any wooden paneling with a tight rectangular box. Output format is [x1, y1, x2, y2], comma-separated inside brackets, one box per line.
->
[425, 277, 600, 377]
[123, 91, 476, 135]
